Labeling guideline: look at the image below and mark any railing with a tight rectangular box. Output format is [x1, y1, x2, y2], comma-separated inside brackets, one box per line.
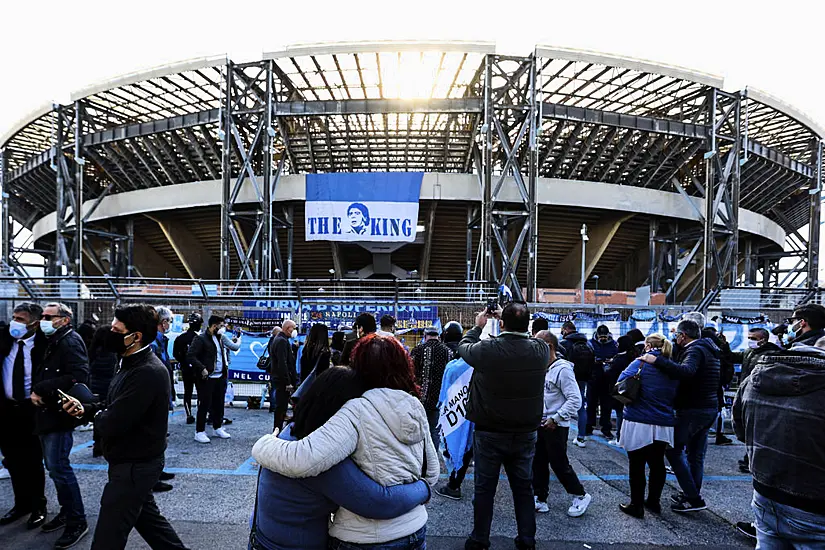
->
[706, 286, 824, 311]
[0, 276, 498, 305]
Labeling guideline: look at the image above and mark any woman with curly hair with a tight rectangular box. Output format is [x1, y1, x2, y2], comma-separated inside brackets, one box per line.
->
[252, 334, 438, 549]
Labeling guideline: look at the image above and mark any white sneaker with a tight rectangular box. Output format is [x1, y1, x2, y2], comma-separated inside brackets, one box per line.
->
[214, 428, 231, 439]
[77, 423, 94, 432]
[607, 438, 621, 447]
[534, 496, 550, 514]
[194, 432, 211, 444]
[0, 467, 9, 480]
[568, 493, 592, 517]
[574, 437, 587, 448]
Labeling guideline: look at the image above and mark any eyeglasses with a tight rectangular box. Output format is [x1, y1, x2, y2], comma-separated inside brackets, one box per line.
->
[41, 314, 65, 321]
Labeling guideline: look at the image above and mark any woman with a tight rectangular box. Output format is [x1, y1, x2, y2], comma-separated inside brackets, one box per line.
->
[617, 333, 679, 518]
[251, 366, 431, 550]
[253, 334, 439, 549]
[300, 323, 331, 383]
[603, 335, 640, 445]
[330, 331, 346, 366]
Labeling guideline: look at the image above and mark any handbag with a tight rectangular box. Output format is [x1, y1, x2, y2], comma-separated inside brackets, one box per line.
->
[612, 368, 642, 405]
[291, 354, 324, 403]
[256, 338, 273, 371]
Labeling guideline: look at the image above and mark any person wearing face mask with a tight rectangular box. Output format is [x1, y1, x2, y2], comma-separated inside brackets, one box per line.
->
[731, 328, 780, 384]
[187, 315, 231, 443]
[149, 307, 176, 492]
[269, 319, 298, 431]
[785, 304, 825, 347]
[60, 304, 188, 550]
[29, 302, 89, 549]
[0, 303, 48, 531]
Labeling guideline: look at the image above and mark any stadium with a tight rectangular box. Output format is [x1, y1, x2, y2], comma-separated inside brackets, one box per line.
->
[0, 41, 822, 315]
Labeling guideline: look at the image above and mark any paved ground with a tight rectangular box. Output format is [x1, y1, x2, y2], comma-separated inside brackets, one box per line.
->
[1, 406, 756, 549]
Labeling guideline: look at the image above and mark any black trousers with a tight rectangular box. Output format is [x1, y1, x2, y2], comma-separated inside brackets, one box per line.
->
[447, 448, 474, 490]
[181, 367, 195, 418]
[532, 426, 585, 502]
[0, 400, 46, 511]
[627, 441, 667, 506]
[92, 458, 187, 550]
[195, 377, 225, 433]
[271, 383, 289, 432]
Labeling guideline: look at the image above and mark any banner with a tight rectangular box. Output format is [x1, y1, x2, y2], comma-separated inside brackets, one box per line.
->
[438, 358, 475, 473]
[305, 172, 423, 242]
[300, 303, 439, 331]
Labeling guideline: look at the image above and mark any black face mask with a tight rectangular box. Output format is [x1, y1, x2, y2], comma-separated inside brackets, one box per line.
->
[103, 330, 137, 356]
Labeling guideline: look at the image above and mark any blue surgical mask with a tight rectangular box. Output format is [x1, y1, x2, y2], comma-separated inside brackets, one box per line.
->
[9, 320, 28, 339]
[787, 320, 803, 341]
[40, 320, 57, 337]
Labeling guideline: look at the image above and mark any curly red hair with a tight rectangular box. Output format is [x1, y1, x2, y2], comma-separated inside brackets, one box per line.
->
[350, 333, 420, 397]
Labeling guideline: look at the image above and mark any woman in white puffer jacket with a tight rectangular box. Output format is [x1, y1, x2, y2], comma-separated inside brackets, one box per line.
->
[252, 334, 439, 549]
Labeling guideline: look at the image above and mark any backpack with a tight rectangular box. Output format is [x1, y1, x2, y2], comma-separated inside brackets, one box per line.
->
[569, 340, 596, 381]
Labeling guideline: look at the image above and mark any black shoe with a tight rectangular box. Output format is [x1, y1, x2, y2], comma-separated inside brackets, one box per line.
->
[41, 514, 66, 533]
[672, 498, 707, 513]
[223, 417, 233, 425]
[464, 539, 488, 550]
[736, 521, 757, 540]
[27, 508, 47, 529]
[159, 471, 175, 481]
[644, 500, 662, 514]
[152, 481, 173, 493]
[0, 506, 31, 525]
[435, 483, 462, 500]
[715, 435, 734, 446]
[186, 415, 195, 424]
[584, 425, 595, 436]
[514, 539, 535, 550]
[670, 492, 687, 505]
[739, 463, 751, 474]
[619, 503, 644, 518]
[54, 523, 89, 549]
[601, 429, 614, 440]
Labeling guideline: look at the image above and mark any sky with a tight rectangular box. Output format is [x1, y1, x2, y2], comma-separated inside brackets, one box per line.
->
[2, 0, 823, 280]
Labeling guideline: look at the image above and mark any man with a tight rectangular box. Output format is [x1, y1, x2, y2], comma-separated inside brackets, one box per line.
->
[434, 353, 475, 501]
[268, 319, 297, 432]
[265, 326, 282, 413]
[149, 307, 176, 492]
[76, 315, 98, 351]
[376, 314, 396, 338]
[733, 334, 825, 548]
[441, 321, 463, 356]
[701, 326, 736, 446]
[589, 325, 619, 439]
[0, 303, 47, 530]
[559, 321, 595, 447]
[532, 330, 591, 517]
[340, 313, 376, 366]
[31, 302, 89, 549]
[187, 315, 232, 444]
[785, 303, 825, 347]
[411, 325, 453, 447]
[346, 202, 370, 235]
[530, 317, 549, 337]
[459, 302, 549, 550]
[639, 319, 720, 513]
[172, 312, 203, 425]
[61, 304, 188, 550]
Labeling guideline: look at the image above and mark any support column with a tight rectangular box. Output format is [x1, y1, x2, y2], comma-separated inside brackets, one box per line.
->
[74, 101, 84, 276]
[0, 148, 8, 266]
[808, 139, 822, 288]
[480, 56, 493, 283]
[649, 219, 659, 292]
[219, 62, 233, 280]
[526, 58, 539, 302]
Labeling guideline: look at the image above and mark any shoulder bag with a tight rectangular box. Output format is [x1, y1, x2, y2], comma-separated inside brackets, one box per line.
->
[612, 367, 642, 405]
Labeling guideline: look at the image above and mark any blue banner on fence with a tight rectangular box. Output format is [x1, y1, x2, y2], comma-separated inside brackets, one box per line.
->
[243, 301, 438, 332]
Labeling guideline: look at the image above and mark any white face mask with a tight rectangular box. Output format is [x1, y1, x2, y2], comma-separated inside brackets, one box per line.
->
[9, 320, 29, 339]
[40, 320, 58, 336]
[747, 339, 761, 350]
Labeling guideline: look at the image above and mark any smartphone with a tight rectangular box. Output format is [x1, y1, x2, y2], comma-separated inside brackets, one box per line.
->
[56, 388, 71, 405]
[486, 298, 498, 315]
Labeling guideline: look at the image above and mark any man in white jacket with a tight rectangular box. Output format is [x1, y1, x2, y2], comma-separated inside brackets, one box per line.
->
[532, 331, 592, 517]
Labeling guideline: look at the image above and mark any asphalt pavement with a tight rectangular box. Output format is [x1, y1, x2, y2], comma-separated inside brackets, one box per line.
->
[0, 406, 755, 549]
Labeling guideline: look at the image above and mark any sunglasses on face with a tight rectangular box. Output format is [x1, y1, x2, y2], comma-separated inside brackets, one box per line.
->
[41, 314, 65, 321]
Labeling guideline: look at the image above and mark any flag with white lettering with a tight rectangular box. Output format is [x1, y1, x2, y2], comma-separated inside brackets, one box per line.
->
[438, 358, 474, 473]
[305, 172, 423, 242]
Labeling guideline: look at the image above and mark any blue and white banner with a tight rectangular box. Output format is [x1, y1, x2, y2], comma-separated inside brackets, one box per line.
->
[305, 172, 423, 242]
[438, 358, 475, 473]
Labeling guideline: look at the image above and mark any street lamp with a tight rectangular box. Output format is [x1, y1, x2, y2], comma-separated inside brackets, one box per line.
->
[580, 224, 589, 305]
[593, 274, 600, 306]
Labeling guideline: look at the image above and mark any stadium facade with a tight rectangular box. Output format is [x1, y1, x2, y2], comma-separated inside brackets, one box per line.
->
[0, 42, 821, 309]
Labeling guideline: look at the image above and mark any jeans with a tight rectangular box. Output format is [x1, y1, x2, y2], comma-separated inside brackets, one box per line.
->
[468, 430, 537, 549]
[665, 408, 717, 502]
[270, 383, 289, 432]
[627, 441, 667, 506]
[92, 458, 187, 550]
[532, 426, 585, 502]
[40, 430, 86, 526]
[577, 381, 588, 436]
[196, 377, 226, 433]
[329, 525, 426, 549]
[181, 367, 196, 418]
[425, 408, 440, 453]
[752, 490, 825, 550]
[448, 449, 474, 491]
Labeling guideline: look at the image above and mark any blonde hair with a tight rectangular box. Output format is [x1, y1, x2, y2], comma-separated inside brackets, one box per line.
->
[645, 333, 673, 358]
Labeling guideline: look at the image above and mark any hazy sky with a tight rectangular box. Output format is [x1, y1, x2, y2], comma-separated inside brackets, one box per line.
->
[1, 0, 823, 136]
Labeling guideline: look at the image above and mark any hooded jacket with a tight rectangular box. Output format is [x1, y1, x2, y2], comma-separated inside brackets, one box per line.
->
[252, 388, 440, 544]
[542, 358, 581, 427]
[590, 335, 619, 365]
[650, 337, 721, 411]
[733, 346, 825, 515]
[732, 341, 781, 381]
[559, 331, 591, 360]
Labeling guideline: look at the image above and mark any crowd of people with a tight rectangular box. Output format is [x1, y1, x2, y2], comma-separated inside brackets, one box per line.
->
[2, 299, 824, 549]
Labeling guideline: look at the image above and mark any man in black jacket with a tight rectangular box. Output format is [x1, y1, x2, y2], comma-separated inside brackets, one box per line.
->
[31, 302, 89, 549]
[786, 304, 825, 347]
[559, 322, 595, 446]
[459, 302, 549, 550]
[187, 315, 231, 444]
[173, 312, 203, 425]
[640, 319, 720, 514]
[61, 304, 187, 550]
[269, 319, 297, 431]
[0, 303, 47, 530]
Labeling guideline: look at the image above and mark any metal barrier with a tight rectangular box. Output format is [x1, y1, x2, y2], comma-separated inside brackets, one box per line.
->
[707, 286, 824, 313]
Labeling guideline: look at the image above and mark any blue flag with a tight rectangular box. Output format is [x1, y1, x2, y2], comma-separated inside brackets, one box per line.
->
[438, 358, 475, 473]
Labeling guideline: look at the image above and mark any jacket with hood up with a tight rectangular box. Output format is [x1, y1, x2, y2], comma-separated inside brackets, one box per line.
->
[733, 346, 825, 515]
[650, 337, 720, 411]
[252, 387, 439, 544]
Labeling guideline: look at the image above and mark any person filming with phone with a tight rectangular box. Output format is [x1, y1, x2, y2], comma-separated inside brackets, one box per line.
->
[60, 304, 187, 550]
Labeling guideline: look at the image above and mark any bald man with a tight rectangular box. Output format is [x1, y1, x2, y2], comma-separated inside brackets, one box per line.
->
[270, 320, 298, 431]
